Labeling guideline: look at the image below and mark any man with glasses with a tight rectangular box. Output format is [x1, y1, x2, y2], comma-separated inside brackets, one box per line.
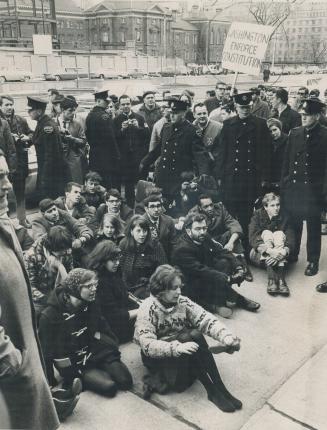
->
[89, 188, 133, 232]
[142, 194, 177, 260]
[114, 94, 149, 208]
[204, 82, 228, 114]
[149, 102, 171, 152]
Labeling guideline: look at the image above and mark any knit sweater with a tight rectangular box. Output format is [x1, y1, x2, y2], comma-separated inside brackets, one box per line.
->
[134, 295, 233, 358]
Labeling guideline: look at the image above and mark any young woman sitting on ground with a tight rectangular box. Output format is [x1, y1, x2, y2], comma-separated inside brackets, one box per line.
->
[38, 268, 133, 397]
[87, 240, 139, 343]
[96, 213, 125, 246]
[119, 215, 167, 299]
[134, 264, 242, 413]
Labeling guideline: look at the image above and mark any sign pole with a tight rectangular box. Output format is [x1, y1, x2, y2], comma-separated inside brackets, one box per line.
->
[230, 71, 238, 97]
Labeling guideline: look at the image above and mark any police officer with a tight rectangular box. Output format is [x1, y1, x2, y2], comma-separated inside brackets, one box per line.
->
[28, 96, 66, 200]
[85, 90, 120, 190]
[216, 92, 272, 251]
[140, 98, 209, 207]
[281, 98, 327, 276]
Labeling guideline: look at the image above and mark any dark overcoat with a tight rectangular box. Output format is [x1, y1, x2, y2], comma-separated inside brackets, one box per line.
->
[32, 114, 66, 199]
[0, 219, 59, 430]
[281, 123, 327, 217]
[114, 111, 150, 180]
[142, 119, 209, 196]
[215, 114, 272, 203]
[85, 106, 120, 176]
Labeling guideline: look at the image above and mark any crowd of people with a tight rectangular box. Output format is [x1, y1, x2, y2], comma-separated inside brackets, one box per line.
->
[1, 78, 327, 429]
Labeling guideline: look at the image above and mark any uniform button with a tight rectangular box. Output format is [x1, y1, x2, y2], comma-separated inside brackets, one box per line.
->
[163, 165, 166, 168]
[307, 134, 310, 138]
[294, 170, 297, 174]
[163, 157, 166, 160]
[305, 163, 308, 166]
[248, 149, 251, 153]
[164, 149, 167, 152]
[166, 141, 168, 144]
[248, 140, 251, 143]
[236, 150, 239, 153]
[236, 141, 239, 144]
[175, 128, 178, 132]
[243, 122, 246, 125]
[295, 161, 298, 165]
[172, 167, 175, 170]
[247, 168, 250, 172]
[172, 159, 175, 162]
[234, 168, 238, 172]
[173, 151, 176, 154]
[293, 179, 296, 183]
[236, 158, 239, 162]
[174, 143, 177, 146]
[304, 181, 308, 184]
[248, 159, 250, 162]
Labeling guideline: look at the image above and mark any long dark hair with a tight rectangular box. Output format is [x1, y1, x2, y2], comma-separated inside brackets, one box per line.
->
[87, 240, 121, 271]
[122, 215, 152, 252]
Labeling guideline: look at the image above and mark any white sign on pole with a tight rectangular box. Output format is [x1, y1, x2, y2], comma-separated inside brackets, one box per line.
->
[221, 22, 274, 76]
[33, 35, 52, 55]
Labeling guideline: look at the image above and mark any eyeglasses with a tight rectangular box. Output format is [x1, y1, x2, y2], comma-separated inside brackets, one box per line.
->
[217, 87, 225, 90]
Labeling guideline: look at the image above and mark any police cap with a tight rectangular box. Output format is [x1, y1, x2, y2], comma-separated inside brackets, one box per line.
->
[233, 92, 253, 106]
[94, 89, 109, 101]
[299, 97, 326, 115]
[27, 96, 47, 110]
[168, 98, 188, 112]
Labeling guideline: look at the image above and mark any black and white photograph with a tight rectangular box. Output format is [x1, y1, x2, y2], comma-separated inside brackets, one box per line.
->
[0, 0, 327, 429]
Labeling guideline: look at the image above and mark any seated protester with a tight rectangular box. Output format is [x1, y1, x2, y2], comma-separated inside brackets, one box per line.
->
[120, 215, 167, 299]
[172, 213, 260, 319]
[135, 184, 164, 215]
[87, 241, 139, 343]
[171, 171, 201, 218]
[55, 182, 94, 223]
[14, 224, 34, 252]
[142, 194, 177, 261]
[188, 194, 253, 282]
[95, 213, 125, 246]
[32, 198, 93, 248]
[266, 118, 288, 192]
[81, 171, 106, 210]
[25, 225, 74, 316]
[38, 268, 133, 396]
[134, 264, 242, 412]
[249, 193, 295, 297]
[88, 189, 133, 233]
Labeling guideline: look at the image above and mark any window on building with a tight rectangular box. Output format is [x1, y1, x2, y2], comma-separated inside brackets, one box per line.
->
[136, 29, 141, 42]
[121, 18, 126, 24]
[185, 51, 189, 60]
[210, 28, 214, 44]
[193, 34, 197, 44]
[153, 32, 158, 43]
[102, 31, 109, 42]
[121, 31, 126, 42]
[185, 34, 189, 44]
[136, 18, 141, 24]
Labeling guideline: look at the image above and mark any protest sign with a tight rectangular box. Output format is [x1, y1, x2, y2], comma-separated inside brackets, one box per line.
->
[221, 22, 274, 76]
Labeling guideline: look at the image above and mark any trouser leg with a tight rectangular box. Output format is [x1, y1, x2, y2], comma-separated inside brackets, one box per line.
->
[12, 177, 26, 223]
[100, 360, 133, 390]
[124, 179, 136, 208]
[306, 215, 321, 263]
[291, 217, 303, 259]
[82, 368, 117, 397]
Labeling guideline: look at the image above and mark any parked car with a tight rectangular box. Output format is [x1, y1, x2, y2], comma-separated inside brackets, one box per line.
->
[127, 68, 147, 79]
[148, 71, 161, 78]
[92, 69, 123, 79]
[0, 69, 36, 83]
[270, 66, 284, 75]
[44, 68, 95, 81]
[305, 65, 320, 74]
[160, 67, 176, 77]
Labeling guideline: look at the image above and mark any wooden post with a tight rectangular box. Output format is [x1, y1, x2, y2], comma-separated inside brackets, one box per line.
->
[230, 71, 238, 97]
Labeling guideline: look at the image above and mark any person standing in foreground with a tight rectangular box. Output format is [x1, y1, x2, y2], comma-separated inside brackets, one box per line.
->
[0, 150, 60, 429]
[28, 96, 66, 200]
[86, 90, 120, 190]
[281, 98, 327, 276]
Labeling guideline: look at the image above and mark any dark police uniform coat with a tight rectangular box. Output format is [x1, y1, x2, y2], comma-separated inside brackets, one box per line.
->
[281, 122, 327, 217]
[216, 114, 272, 203]
[86, 106, 120, 183]
[33, 114, 66, 199]
[141, 119, 209, 197]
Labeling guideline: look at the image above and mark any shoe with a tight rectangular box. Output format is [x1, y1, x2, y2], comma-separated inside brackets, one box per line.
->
[53, 395, 80, 422]
[316, 282, 327, 293]
[245, 270, 253, 282]
[219, 388, 242, 410]
[215, 306, 233, 319]
[55, 378, 83, 400]
[208, 389, 235, 413]
[279, 279, 290, 297]
[237, 255, 253, 282]
[239, 297, 260, 312]
[267, 279, 279, 296]
[19, 219, 32, 229]
[304, 262, 319, 276]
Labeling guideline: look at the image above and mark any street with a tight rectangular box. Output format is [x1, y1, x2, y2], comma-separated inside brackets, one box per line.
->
[56, 226, 327, 430]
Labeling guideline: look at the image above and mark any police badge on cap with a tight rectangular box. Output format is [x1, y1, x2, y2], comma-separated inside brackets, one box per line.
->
[168, 98, 188, 112]
[299, 97, 326, 115]
[233, 92, 253, 106]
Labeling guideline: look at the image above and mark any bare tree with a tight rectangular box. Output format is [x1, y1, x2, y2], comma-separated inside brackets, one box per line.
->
[308, 36, 327, 65]
[248, 0, 303, 38]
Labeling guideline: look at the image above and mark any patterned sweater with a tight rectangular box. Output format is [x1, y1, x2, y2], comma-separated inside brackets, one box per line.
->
[134, 295, 233, 358]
